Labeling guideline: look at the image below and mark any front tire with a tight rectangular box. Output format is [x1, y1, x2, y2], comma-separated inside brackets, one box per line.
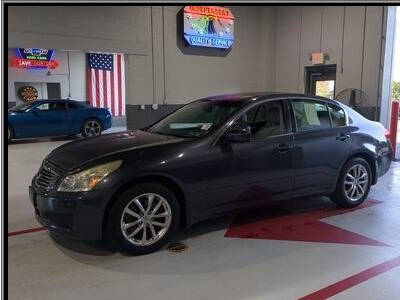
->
[81, 119, 103, 137]
[8, 126, 13, 142]
[331, 157, 372, 208]
[106, 182, 180, 255]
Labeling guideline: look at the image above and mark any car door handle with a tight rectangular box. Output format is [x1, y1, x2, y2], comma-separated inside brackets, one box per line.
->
[276, 143, 293, 153]
[336, 133, 350, 141]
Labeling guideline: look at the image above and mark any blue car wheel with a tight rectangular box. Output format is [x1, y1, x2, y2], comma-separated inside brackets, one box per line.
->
[81, 119, 103, 137]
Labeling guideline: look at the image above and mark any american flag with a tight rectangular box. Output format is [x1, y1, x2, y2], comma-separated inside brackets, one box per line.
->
[87, 53, 125, 116]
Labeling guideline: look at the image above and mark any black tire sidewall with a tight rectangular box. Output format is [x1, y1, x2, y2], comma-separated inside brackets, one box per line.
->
[8, 125, 13, 141]
[334, 157, 372, 207]
[106, 182, 180, 255]
[81, 119, 103, 137]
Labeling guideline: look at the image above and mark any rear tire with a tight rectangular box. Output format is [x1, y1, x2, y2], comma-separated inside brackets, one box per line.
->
[106, 182, 180, 255]
[331, 157, 372, 208]
[81, 119, 103, 137]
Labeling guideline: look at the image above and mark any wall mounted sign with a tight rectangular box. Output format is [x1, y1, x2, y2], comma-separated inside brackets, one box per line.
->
[18, 86, 39, 102]
[183, 6, 235, 49]
[311, 52, 325, 65]
[12, 48, 60, 69]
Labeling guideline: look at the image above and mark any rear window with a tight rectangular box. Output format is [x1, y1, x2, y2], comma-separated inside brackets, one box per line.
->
[292, 100, 331, 131]
[328, 104, 346, 127]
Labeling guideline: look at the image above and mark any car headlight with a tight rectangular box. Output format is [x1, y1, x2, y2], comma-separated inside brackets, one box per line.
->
[57, 160, 122, 192]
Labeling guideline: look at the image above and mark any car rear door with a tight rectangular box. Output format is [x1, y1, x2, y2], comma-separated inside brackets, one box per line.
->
[290, 98, 352, 195]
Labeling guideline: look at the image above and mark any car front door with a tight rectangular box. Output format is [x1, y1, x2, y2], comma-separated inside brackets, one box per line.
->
[29, 101, 70, 137]
[196, 99, 295, 216]
[290, 99, 352, 196]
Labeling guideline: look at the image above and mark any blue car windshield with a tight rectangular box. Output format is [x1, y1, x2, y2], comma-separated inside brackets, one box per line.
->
[8, 102, 36, 112]
[148, 100, 244, 138]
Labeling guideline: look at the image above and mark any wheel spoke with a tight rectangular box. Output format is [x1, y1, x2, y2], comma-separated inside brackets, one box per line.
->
[358, 179, 368, 184]
[350, 185, 356, 198]
[151, 220, 167, 227]
[141, 224, 147, 242]
[346, 173, 355, 181]
[124, 207, 141, 219]
[149, 223, 156, 239]
[134, 198, 146, 215]
[150, 200, 163, 217]
[146, 194, 154, 214]
[357, 184, 365, 195]
[123, 220, 140, 230]
[153, 212, 169, 218]
[128, 224, 143, 238]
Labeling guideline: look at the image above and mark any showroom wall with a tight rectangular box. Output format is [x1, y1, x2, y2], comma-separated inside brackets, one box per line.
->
[275, 6, 384, 119]
[8, 6, 277, 128]
[7, 5, 387, 128]
[8, 49, 86, 106]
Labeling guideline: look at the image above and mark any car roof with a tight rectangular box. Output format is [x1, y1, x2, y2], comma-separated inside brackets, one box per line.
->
[32, 99, 84, 104]
[201, 92, 338, 104]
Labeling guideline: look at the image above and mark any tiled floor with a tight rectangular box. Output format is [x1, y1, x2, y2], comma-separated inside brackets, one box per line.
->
[7, 132, 400, 300]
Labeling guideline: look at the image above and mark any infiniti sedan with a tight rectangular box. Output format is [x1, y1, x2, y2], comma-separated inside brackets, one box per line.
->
[29, 93, 392, 255]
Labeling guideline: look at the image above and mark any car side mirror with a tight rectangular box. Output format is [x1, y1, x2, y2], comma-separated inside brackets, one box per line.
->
[223, 122, 251, 143]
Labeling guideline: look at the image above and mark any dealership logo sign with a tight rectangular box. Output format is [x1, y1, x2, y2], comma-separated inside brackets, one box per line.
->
[12, 48, 60, 69]
[183, 6, 234, 49]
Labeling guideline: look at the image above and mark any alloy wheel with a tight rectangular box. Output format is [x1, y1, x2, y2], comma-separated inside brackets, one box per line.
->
[120, 193, 172, 246]
[84, 120, 101, 136]
[344, 164, 369, 202]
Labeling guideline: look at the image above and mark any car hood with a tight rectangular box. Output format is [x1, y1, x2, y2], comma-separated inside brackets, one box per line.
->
[46, 130, 187, 171]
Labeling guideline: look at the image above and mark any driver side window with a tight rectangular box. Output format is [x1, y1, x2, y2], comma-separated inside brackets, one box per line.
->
[36, 103, 50, 111]
[236, 101, 287, 139]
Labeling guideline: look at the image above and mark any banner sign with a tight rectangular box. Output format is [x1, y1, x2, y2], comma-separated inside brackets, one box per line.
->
[12, 48, 59, 69]
[183, 6, 234, 49]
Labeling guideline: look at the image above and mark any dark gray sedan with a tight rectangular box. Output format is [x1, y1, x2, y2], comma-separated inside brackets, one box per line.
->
[29, 93, 393, 255]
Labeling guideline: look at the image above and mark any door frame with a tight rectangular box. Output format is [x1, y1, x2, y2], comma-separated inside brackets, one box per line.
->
[305, 64, 337, 98]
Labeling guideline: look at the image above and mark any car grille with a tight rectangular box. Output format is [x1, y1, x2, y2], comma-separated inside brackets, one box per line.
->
[35, 161, 60, 190]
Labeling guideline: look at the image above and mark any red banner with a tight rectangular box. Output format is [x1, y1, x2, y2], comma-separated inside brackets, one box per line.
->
[12, 58, 60, 69]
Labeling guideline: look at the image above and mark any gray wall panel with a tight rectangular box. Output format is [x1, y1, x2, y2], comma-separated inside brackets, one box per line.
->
[275, 6, 383, 113]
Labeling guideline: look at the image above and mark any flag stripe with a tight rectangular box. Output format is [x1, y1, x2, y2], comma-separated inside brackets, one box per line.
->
[95, 69, 100, 108]
[117, 54, 122, 117]
[111, 69, 115, 115]
[113, 54, 119, 116]
[98, 70, 104, 108]
[106, 71, 111, 111]
[102, 70, 108, 109]
[87, 68, 93, 107]
[121, 55, 125, 116]
[91, 69, 97, 107]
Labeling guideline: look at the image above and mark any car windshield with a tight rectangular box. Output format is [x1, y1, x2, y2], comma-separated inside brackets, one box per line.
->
[8, 102, 36, 112]
[147, 100, 244, 138]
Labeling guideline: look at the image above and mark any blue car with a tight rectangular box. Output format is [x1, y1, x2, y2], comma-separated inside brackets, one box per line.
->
[8, 99, 112, 141]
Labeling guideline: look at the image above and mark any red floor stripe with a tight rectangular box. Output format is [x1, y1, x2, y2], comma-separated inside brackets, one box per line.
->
[8, 226, 47, 237]
[299, 255, 400, 300]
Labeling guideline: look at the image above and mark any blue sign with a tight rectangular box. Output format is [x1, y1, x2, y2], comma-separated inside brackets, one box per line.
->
[17, 48, 54, 61]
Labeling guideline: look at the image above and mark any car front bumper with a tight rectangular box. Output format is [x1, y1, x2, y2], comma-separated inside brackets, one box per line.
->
[29, 185, 108, 241]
